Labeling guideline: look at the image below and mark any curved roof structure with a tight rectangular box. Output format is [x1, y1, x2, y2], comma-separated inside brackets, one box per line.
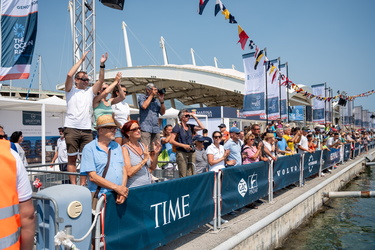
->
[102, 64, 245, 108]
[57, 63, 311, 109]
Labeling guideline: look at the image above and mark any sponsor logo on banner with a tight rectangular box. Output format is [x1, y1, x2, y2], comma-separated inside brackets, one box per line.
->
[307, 155, 318, 173]
[238, 173, 259, 197]
[238, 178, 247, 197]
[345, 147, 350, 156]
[150, 194, 190, 228]
[330, 151, 339, 161]
[247, 173, 258, 194]
[276, 165, 298, 177]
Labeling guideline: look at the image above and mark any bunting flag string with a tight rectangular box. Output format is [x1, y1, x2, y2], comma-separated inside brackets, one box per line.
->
[279, 74, 375, 102]
[197, 0, 375, 102]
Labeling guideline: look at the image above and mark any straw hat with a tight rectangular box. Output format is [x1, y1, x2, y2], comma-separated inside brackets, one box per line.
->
[95, 115, 117, 129]
[265, 133, 275, 139]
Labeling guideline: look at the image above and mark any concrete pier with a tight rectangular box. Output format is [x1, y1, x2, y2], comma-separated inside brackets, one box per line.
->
[159, 150, 374, 250]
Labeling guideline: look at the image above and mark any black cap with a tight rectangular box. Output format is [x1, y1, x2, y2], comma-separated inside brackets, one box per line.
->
[193, 135, 205, 142]
[218, 123, 226, 128]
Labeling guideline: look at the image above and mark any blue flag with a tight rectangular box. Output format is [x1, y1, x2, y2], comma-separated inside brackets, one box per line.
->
[0, 0, 38, 81]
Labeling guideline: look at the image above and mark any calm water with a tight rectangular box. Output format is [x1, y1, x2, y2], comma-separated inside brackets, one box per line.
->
[280, 166, 375, 250]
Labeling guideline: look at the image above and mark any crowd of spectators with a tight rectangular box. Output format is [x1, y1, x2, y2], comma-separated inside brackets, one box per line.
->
[4, 52, 374, 209]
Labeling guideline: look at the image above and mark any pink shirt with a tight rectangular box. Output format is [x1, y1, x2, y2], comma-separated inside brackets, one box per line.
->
[242, 145, 259, 164]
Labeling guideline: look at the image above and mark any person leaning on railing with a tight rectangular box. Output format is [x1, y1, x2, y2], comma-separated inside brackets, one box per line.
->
[242, 132, 262, 164]
[283, 126, 301, 154]
[122, 120, 161, 188]
[80, 115, 129, 204]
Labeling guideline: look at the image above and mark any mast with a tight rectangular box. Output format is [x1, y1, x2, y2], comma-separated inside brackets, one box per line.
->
[160, 36, 169, 65]
[122, 21, 133, 67]
[191, 48, 196, 66]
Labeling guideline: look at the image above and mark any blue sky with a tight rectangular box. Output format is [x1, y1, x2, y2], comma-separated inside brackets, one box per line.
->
[4, 0, 375, 112]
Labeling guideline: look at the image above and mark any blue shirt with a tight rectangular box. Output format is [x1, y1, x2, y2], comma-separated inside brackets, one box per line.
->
[276, 136, 288, 151]
[224, 139, 242, 166]
[80, 139, 124, 197]
[138, 94, 162, 133]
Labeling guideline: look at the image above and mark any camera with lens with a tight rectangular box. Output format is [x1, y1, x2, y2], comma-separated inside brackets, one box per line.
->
[158, 88, 166, 95]
[189, 144, 196, 152]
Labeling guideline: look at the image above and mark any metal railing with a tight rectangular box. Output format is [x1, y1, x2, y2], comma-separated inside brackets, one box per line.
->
[26, 162, 81, 190]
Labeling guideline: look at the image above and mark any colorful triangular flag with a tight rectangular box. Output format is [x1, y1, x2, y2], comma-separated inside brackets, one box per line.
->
[237, 25, 249, 50]
[222, 8, 230, 19]
[198, 0, 210, 15]
[254, 50, 264, 70]
[229, 14, 237, 24]
[214, 0, 225, 16]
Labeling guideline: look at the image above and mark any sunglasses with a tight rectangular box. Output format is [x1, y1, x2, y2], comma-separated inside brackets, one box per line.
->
[213, 136, 222, 139]
[129, 127, 141, 132]
[77, 78, 90, 82]
[124, 90, 129, 95]
[184, 115, 191, 118]
[102, 127, 117, 131]
[249, 139, 254, 141]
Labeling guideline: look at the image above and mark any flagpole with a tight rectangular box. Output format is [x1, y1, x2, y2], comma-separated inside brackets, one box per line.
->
[286, 62, 290, 123]
[330, 88, 334, 125]
[277, 57, 281, 119]
[324, 83, 327, 125]
[264, 48, 268, 124]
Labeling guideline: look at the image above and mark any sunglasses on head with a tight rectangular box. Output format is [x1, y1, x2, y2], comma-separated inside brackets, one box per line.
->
[129, 127, 141, 132]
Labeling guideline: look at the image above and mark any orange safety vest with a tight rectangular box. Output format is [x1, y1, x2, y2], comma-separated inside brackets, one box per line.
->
[0, 140, 21, 250]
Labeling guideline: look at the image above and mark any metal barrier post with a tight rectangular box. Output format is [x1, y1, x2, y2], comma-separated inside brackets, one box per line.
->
[33, 195, 61, 249]
[319, 150, 324, 177]
[300, 154, 304, 187]
[94, 196, 106, 250]
[217, 171, 222, 229]
[213, 172, 218, 231]
[268, 161, 273, 203]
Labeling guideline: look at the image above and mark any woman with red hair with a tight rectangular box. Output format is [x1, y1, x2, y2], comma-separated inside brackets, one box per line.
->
[121, 120, 161, 188]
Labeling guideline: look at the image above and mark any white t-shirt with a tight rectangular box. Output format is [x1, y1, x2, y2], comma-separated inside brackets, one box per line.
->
[15, 143, 28, 166]
[326, 137, 338, 148]
[56, 137, 67, 163]
[11, 149, 32, 202]
[206, 144, 225, 172]
[64, 86, 94, 129]
[263, 140, 276, 160]
[297, 135, 309, 152]
[112, 101, 130, 127]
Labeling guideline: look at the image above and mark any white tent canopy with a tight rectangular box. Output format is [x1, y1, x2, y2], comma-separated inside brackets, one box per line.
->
[0, 96, 138, 164]
[159, 107, 179, 119]
[160, 107, 208, 128]
[0, 96, 66, 164]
